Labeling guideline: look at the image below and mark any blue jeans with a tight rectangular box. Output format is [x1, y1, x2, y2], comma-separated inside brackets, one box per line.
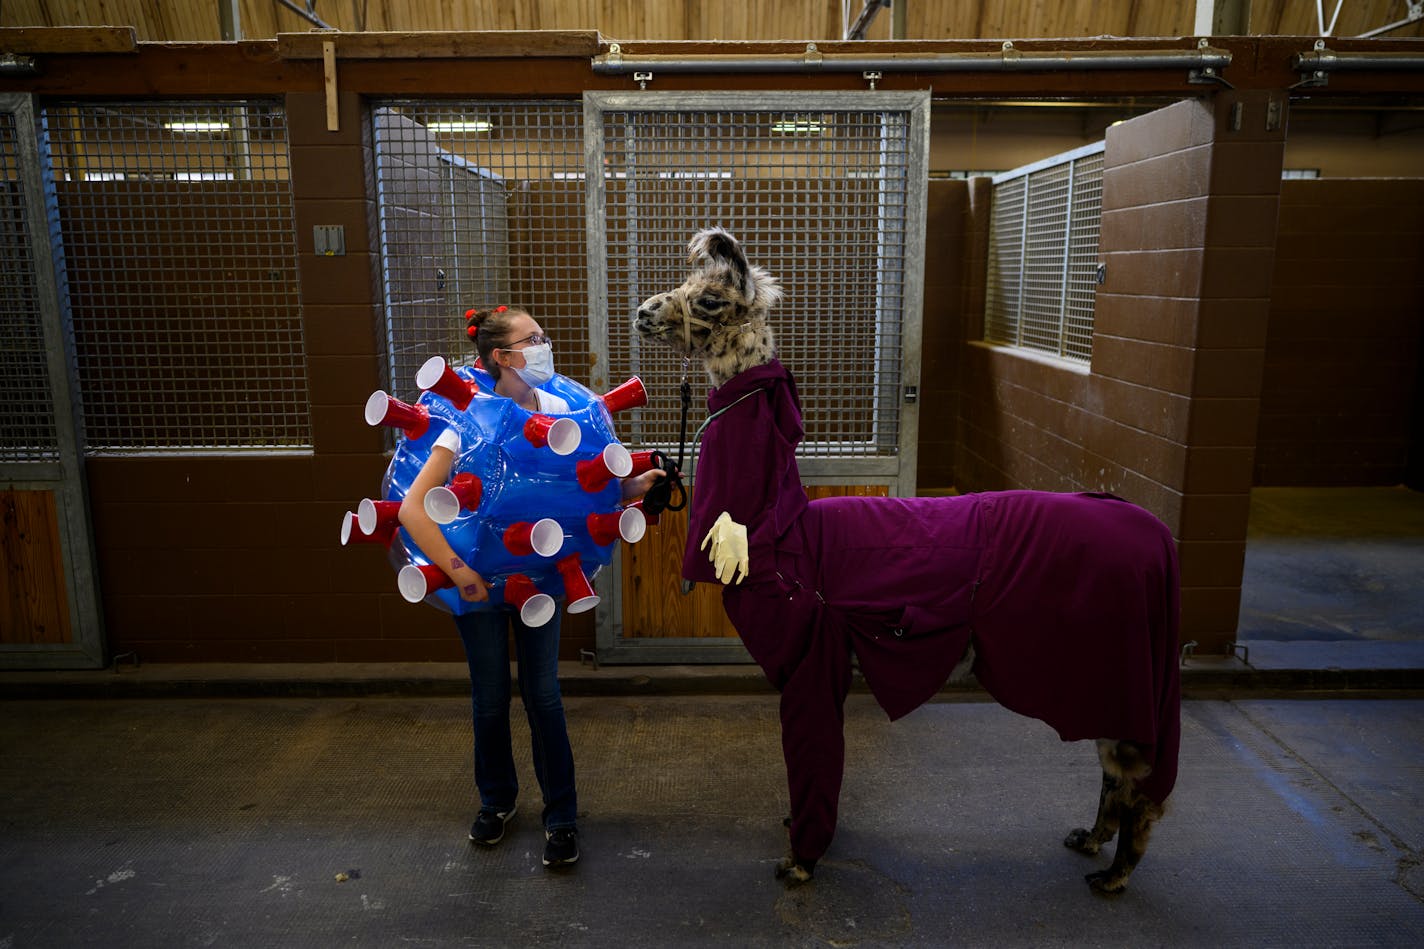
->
[453, 607, 577, 832]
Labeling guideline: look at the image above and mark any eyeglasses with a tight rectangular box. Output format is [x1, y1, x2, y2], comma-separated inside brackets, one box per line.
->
[502, 332, 552, 349]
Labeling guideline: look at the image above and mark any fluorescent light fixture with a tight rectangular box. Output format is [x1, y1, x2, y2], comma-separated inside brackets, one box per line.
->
[771, 120, 823, 134]
[164, 121, 230, 133]
[425, 121, 493, 133]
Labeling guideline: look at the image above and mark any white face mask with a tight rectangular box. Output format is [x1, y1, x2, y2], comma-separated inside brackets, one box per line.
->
[511, 342, 554, 386]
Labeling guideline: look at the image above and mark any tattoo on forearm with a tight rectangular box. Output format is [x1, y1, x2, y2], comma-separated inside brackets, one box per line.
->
[463, 584, 480, 596]
[450, 558, 466, 571]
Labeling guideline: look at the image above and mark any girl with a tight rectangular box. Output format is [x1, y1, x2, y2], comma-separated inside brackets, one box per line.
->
[398, 305, 662, 868]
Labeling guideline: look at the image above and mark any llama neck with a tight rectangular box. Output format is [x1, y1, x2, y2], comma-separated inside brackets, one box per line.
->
[703, 322, 775, 388]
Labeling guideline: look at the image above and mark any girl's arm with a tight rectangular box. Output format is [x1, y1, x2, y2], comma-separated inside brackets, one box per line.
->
[398, 446, 489, 602]
[620, 467, 666, 503]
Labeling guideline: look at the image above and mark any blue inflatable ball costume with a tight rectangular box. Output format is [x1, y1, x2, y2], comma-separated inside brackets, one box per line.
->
[343, 351, 654, 627]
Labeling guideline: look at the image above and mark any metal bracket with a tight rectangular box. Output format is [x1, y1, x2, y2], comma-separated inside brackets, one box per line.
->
[605, 43, 654, 89]
[112, 651, 141, 673]
[579, 648, 599, 670]
[1292, 39, 1332, 89]
[0, 53, 39, 76]
[1179, 640, 1198, 666]
[1227, 641, 1251, 664]
[1188, 37, 1235, 87]
[863, 70, 882, 90]
[804, 42, 823, 68]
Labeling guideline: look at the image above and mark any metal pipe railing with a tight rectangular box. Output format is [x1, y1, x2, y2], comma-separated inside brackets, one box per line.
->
[1293, 49, 1424, 72]
[592, 42, 1232, 75]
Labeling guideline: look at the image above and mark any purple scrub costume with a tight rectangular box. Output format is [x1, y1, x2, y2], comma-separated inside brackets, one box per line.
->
[685, 359, 1182, 867]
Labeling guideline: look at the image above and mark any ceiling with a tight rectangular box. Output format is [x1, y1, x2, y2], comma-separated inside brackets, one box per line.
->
[3, 0, 1422, 43]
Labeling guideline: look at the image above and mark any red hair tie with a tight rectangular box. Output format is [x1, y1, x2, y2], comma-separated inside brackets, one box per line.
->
[466, 325, 478, 339]
[494, 305, 507, 314]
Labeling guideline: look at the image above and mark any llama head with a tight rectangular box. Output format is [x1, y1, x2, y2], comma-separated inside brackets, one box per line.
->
[633, 227, 780, 386]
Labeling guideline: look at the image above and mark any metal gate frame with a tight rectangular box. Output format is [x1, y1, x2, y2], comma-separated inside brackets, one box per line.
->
[583, 90, 931, 662]
[0, 93, 105, 668]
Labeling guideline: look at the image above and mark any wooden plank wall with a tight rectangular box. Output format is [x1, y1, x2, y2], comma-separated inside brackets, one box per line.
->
[1, 488, 72, 645]
[5, 1, 1421, 43]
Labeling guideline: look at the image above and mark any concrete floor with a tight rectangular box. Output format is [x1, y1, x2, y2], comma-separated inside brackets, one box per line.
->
[1239, 485, 1424, 672]
[1, 694, 1421, 947]
[2, 486, 1422, 946]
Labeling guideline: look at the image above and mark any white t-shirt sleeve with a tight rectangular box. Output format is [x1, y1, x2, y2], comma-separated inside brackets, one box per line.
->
[535, 389, 572, 414]
[434, 427, 461, 455]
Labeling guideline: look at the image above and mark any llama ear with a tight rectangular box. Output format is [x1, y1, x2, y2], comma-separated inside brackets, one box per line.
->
[688, 227, 752, 299]
[688, 227, 742, 267]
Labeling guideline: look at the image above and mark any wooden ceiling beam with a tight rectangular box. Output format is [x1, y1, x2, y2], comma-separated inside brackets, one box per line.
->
[0, 26, 138, 54]
[0, 34, 1421, 99]
[276, 30, 603, 60]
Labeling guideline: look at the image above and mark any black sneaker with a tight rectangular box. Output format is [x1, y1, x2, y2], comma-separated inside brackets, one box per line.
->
[542, 828, 579, 867]
[469, 806, 516, 846]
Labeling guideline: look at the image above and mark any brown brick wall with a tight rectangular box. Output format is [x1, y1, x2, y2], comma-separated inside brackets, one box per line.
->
[1256, 179, 1424, 486]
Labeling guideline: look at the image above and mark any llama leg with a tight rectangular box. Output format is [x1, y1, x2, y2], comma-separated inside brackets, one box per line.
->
[1080, 739, 1160, 894]
[1086, 798, 1159, 894]
[1070, 740, 1122, 849]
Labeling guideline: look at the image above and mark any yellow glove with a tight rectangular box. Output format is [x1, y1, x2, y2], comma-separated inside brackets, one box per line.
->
[700, 511, 749, 585]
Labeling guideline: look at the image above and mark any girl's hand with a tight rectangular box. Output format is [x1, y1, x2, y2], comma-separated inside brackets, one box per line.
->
[446, 558, 489, 602]
[621, 468, 666, 502]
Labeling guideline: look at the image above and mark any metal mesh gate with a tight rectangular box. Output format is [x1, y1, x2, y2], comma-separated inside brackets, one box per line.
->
[371, 100, 587, 401]
[984, 142, 1104, 362]
[0, 93, 104, 668]
[43, 100, 309, 451]
[0, 109, 60, 463]
[587, 92, 930, 480]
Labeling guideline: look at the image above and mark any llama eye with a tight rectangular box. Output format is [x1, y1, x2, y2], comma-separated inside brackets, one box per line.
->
[697, 297, 727, 311]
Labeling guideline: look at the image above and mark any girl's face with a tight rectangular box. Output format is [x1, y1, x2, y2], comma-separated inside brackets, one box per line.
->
[498, 313, 547, 370]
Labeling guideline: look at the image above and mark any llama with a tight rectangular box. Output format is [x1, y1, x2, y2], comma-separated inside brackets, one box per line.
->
[633, 228, 1181, 893]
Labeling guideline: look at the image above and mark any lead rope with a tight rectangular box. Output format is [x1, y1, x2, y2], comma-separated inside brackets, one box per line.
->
[638, 293, 696, 516]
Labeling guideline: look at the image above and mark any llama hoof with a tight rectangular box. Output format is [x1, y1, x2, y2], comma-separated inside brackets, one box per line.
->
[775, 856, 814, 886]
[1085, 869, 1128, 895]
[1064, 828, 1101, 854]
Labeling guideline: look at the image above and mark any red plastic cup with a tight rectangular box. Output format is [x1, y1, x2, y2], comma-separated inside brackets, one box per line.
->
[627, 449, 659, 478]
[340, 509, 396, 546]
[416, 355, 478, 411]
[397, 563, 453, 603]
[357, 498, 402, 537]
[363, 390, 431, 440]
[576, 443, 633, 493]
[586, 507, 646, 546]
[424, 472, 483, 525]
[502, 518, 564, 557]
[601, 376, 648, 414]
[556, 553, 600, 614]
[523, 414, 581, 456]
[502, 573, 556, 627]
